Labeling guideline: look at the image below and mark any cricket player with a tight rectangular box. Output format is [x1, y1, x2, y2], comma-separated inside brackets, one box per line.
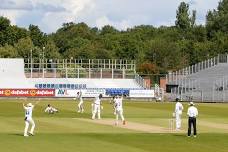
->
[44, 104, 58, 114]
[76, 91, 84, 113]
[110, 96, 117, 115]
[92, 94, 103, 120]
[114, 95, 126, 125]
[174, 98, 184, 130]
[23, 103, 36, 137]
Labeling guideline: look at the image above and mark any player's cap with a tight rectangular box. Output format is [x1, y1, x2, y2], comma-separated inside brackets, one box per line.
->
[27, 103, 33, 107]
[189, 102, 194, 106]
[175, 98, 179, 102]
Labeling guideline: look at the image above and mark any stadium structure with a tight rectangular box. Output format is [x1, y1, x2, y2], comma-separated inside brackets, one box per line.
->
[166, 54, 228, 102]
[0, 58, 162, 99]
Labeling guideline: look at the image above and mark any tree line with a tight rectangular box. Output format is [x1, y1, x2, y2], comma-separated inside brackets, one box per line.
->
[0, 0, 228, 75]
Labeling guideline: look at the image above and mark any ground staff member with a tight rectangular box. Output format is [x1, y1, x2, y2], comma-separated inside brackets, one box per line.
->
[187, 102, 198, 137]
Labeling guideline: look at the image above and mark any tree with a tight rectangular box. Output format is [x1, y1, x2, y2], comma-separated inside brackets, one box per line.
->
[15, 37, 34, 58]
[53, 22, 94, 54]
[44, 39, 61, 59]
[206, 0, 228, 36]
[175, 2, 196, 30]
[191, 10, 196, 27]
[0, 16, 10, 31]
[100, 25, 118, 35]
[145, 39, 182, 72]
[0, 44, 18, 58]
[0, 16, 11, 45]
[137, 63, 158, 74]
[29, 24, 47, 47]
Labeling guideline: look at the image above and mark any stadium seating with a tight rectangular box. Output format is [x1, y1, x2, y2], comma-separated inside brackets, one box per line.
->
[168, 62, 228, 101]
[0, 58, 145, 99]
[28, 78, 142, 89]
[0, 59, 34, 88]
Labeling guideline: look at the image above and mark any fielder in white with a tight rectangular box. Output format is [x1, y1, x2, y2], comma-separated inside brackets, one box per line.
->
[76, 91, 84, 113]
[114, 95, 126, 125]
[44, 104, 58, 114]
[174, 98, 184, 130]
[23, 103, 36, 137]
[92, 94, 103, 120]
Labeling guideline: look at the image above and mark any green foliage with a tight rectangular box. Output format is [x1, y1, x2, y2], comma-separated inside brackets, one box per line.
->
[14, 37, 34, 58]
[100, 25, 118, 35]
[0, 0, 228, 75]
[206, 0, 228, 37]
[175, 2, 192, 30]
[0, 44, 18, 58]
[44, 39, 61, 59]
[137, 63, 158, 74]
[29, 24, 47, 47]
[0, 17, 28, 46]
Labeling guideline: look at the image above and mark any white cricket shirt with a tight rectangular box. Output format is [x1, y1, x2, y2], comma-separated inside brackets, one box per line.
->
[25, 105, 34, 119]
[94, 96, 101, 105]
[115, 97, 123, 111]
[187, 106, 198, 117]
[175, 102, 183, 114]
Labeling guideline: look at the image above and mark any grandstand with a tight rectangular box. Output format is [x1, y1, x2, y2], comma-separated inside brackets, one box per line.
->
[0, 58, 154, 97]
[0, 59, 34, 88]
[166, 54, 228, 102]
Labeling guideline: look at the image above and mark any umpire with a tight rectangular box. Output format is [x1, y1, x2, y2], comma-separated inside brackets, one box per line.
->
[187, 102, 198, 137]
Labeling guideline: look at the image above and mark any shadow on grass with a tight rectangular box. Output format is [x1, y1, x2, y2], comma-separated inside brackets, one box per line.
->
[8, 133, 24, 137]
[172, 133, 188, 138]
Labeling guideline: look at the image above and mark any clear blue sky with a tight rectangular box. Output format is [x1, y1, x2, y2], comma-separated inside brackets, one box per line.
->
[0, 0, 220, 33]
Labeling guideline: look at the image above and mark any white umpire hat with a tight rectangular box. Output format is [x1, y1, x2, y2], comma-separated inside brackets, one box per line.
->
[27, 103, 33, 107]
[189, 102, 195, 106]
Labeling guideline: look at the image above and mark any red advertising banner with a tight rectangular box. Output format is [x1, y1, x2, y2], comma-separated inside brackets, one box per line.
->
[0, 89, 55, 97]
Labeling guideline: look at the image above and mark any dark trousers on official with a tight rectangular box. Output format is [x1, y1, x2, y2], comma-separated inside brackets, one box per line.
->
[188, 117, 197, 136]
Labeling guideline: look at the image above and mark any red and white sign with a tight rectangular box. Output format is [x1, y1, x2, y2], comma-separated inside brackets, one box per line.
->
[0, 89, 55, 97]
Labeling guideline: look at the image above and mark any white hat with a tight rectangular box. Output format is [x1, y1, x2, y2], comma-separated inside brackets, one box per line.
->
[189, 102, 194, 106]
[27, 103, 33, 107]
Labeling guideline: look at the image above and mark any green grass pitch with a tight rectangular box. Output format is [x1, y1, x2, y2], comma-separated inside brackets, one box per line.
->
[0, 99, 228, 152]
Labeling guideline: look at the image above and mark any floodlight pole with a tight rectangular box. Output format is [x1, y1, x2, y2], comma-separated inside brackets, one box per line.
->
[30, 49, 33, 78]
[42, 47, 45, 78]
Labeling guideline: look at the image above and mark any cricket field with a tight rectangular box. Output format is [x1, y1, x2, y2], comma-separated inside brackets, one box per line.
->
[0, 99, 228, 152]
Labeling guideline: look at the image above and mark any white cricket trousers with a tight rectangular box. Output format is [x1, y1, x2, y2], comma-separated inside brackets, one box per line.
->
[175, 113, 181, 129]
[24, 118, 35, 136]
[115, 109, 125, 124]
[78, 101, 84, 112]
[92, 104, 101, 119]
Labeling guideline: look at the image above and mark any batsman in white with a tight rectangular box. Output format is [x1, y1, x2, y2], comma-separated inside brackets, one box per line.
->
[23, 102, 36, 137]
[76, 90, 84, 113]
[174, 98, 184, 130]
[92, 94, 103, 120]
[114, 95, 126, 125]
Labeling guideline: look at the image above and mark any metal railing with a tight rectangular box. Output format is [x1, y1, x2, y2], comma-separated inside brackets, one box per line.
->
[24, 59, 136, 79]
[166, 54, 228, 84]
